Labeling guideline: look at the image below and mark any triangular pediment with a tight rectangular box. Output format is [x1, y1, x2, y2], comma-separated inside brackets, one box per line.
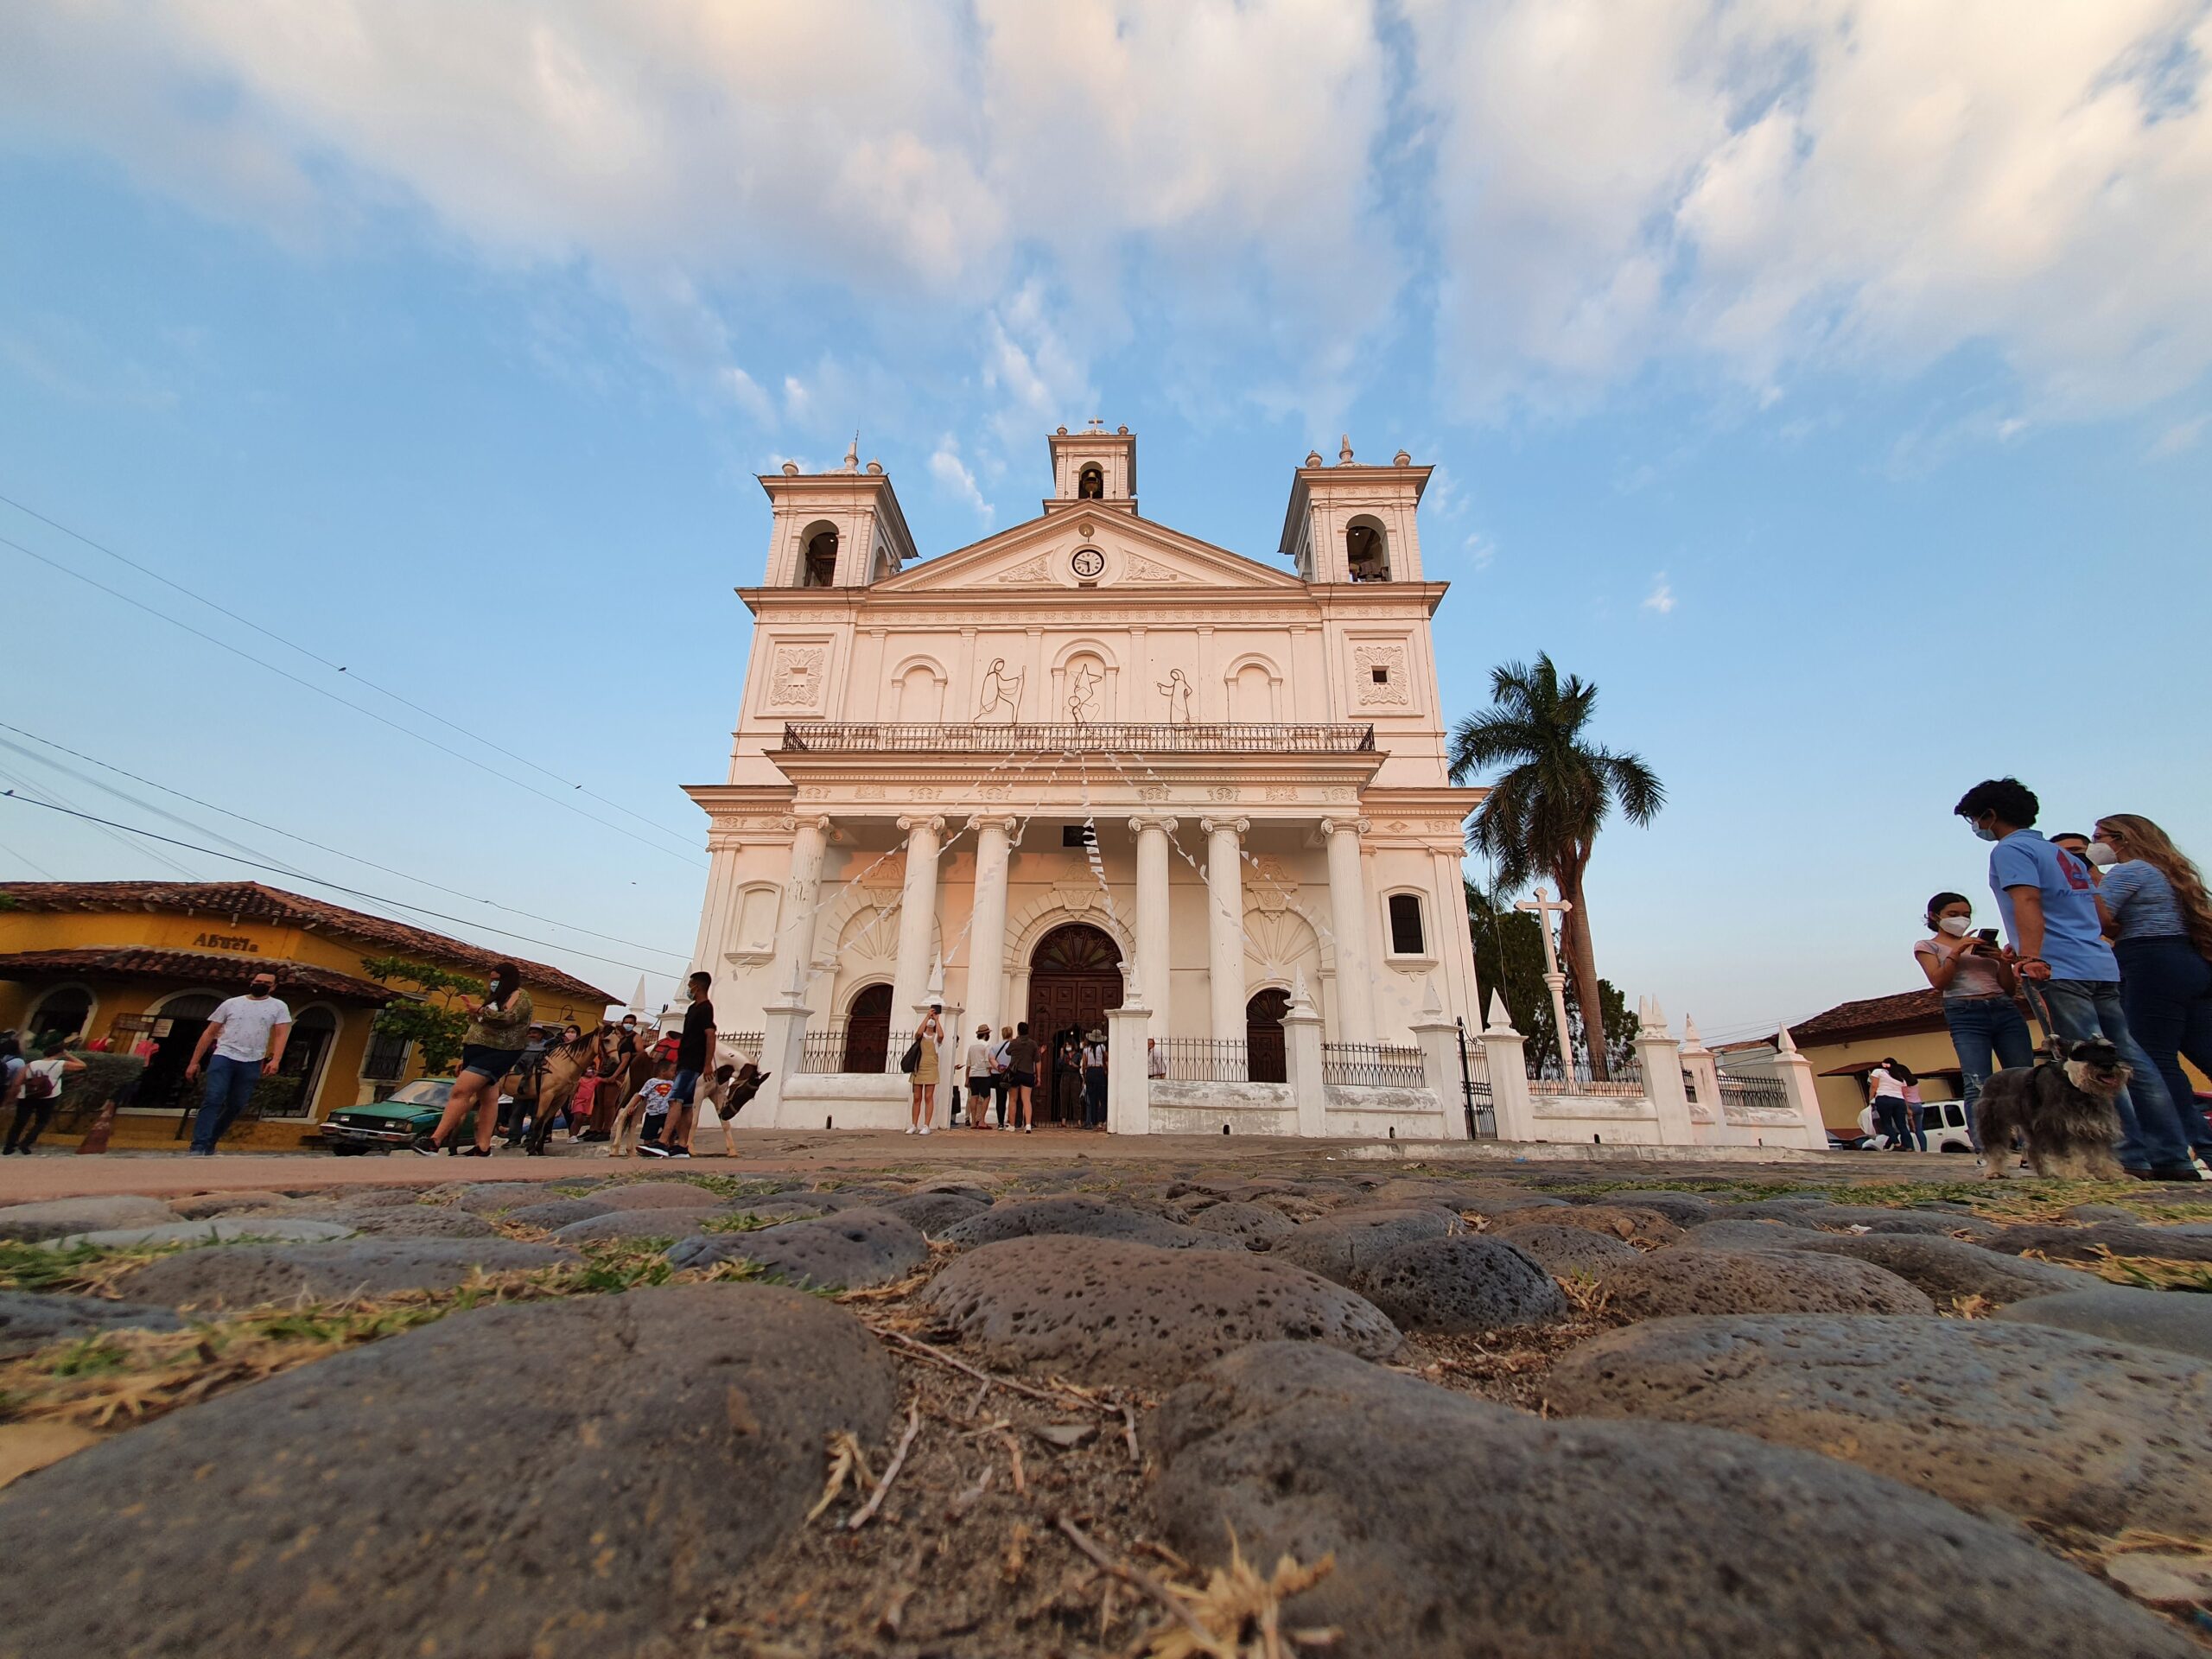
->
[875, 512, 1306, 595]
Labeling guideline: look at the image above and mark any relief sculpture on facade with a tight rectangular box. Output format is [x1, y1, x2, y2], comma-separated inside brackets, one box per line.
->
[1158, 667, 1192, 725]
[973, 658, 1023, 724]
[1067, 661, 1103, 723]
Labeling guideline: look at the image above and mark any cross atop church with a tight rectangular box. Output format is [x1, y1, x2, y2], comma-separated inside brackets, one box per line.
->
[1084, 417, 1107, 433]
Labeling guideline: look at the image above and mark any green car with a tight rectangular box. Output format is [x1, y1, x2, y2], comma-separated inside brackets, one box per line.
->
[317, 1077, 478, 1154]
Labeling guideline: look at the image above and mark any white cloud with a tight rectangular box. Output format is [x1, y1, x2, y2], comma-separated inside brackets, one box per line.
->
[1465, 532, 1497, 571]
[0, 0, 1394, 430]
[2149, 413, 2207, 458]
[928, 434, 994, 525]
[1407, 0, 2212, 419]
[1642, 572, 1677, 615]
[3, 0, 2202, 437]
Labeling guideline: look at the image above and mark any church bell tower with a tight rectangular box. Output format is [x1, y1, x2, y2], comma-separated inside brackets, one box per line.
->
[1045, 421, 1138, 516]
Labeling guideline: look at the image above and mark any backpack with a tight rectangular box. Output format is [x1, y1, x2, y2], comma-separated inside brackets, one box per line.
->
[22, 1065, 55, 1103]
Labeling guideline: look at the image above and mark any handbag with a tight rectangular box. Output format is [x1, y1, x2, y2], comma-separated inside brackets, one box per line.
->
[899, 1038, 923, 1074]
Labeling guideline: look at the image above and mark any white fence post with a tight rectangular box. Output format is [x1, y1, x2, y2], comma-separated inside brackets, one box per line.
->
[1107, 970, 1151, 1135]
[1281, 975, 1327, 1138]
[1678, 1014, 1722, 1139]
[1773, 1025, 1829, 1149]
[1634, 998, 1695, 1145]
[1477, 992, 1537, 1142]
[1408, 978, 1466, 1137]
[754, 976, 814, 1131]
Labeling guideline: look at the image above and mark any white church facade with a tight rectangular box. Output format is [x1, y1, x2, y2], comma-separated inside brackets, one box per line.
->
[683, 423, 1496, 1135]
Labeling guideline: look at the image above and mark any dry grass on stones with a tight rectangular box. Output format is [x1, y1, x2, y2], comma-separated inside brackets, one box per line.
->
[6, 1163, 2212, 1652]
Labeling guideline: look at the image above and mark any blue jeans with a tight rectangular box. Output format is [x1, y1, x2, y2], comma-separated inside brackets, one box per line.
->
[2116, 936, 2212, 1155]
[1942, 995, 2037, 1148]
[2037, 978, 2192, 1170]
[190, 1054, 261, 1154]
[1084, 1071, 1108, 1127]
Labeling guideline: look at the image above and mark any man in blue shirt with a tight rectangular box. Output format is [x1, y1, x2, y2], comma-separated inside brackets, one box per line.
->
[1955, 777, 2197, 1179]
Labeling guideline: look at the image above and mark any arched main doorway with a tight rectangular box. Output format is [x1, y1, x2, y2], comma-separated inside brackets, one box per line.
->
[1246, 988, 1290, 1084]
[842, 984, 892, 1074]
[1026, 924, 1122, 1125]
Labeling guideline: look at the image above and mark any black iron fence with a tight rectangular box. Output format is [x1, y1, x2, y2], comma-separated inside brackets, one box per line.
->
[798, 1020, 896, 1075]
[720, 1031, 764, 1065]
[779, 721, 1376, 755]
[1719, 1073, 1791, 1116]
[1160, 1039, 1249, 1083]
[1321, 1042, 1427, 1089]
[1528, 1052, 1648, 1099]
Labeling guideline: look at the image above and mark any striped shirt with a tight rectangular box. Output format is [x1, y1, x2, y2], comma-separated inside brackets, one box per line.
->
[2100, 861, 2190, 943]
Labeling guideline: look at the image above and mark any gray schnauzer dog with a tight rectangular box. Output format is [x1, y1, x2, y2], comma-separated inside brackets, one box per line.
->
[1974, 1038, 2130, 1181]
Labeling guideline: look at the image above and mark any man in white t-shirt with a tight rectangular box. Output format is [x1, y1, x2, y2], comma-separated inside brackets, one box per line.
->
[183, 971, 292, 1155]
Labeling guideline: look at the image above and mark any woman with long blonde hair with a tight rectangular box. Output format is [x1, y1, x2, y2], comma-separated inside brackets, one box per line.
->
[2092, 813, 2212, 1165]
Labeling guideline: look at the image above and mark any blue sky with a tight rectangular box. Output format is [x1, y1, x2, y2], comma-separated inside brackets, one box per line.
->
[1, 2, 2206, 1040]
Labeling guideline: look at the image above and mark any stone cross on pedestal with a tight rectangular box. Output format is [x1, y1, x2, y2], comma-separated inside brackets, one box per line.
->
[1516, 887, 1577, 1084]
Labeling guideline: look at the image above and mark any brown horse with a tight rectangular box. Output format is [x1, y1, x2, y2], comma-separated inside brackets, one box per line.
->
[524, 1031, 599, 1155]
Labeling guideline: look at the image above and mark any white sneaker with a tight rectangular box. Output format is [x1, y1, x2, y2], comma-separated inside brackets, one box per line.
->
[1023, 1125, 1033, 1134]
[918, 1125, 931, 1136]
[904, 1126, 917, 1135]
[1001, 1123, 1014, 1132]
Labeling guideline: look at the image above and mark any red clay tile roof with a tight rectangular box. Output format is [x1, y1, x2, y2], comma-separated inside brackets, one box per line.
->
[0, 947, 397, 1003]
[0, 881, 616, 1004]
[1788, 986, 2031, 1046]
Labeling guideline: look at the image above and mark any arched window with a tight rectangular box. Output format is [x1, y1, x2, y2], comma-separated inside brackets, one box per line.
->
[801, 524, 840, 588]
[1345, 516, 1389, 582]
[28, 985, 93, 1045]
[1077, 464, 1104, 500]
[1387, 893, 1428, 957]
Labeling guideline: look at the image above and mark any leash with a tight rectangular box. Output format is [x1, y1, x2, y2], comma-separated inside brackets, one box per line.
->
[2015, 975, 2068, 1065]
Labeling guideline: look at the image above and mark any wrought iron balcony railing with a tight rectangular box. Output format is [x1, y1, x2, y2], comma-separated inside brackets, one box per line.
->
[779, 721, 1376, 755]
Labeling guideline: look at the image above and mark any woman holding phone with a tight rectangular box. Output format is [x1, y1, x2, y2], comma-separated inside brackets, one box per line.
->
[1914, 892, 2032, 1135]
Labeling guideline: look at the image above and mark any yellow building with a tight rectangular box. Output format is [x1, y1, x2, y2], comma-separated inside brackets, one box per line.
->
[0, 880, 616, 1149]
[1788, 986, 2212, 1137]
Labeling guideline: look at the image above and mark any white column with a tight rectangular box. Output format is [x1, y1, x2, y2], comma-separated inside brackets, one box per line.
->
[1201, 816, 1249, 1042]
[965, 816, 1015, 1037]
[771, 816, 833, 1001]
[1320, 817, 1376, 1046]
[1129, 816, 1176, 1041]
[890, 815, 944, 1058]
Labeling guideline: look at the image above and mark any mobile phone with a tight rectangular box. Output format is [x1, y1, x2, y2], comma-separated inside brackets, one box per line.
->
[1975, 928, 1999, 946]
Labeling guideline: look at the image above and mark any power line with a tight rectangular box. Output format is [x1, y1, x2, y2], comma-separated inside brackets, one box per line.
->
[0, 723, 688, 962]
[0, 530, 706, 869]
[0, 832, 59, 879]
[0, 760, 204, 880]
[0, 791, 681, 982]
[0, 488, 703, 848]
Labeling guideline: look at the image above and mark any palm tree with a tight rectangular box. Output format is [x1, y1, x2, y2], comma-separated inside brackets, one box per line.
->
[1448, 654, 1662, 1080]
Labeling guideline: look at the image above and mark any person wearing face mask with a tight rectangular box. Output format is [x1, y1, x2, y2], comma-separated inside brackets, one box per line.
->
[1953, 777, 2197, 1179]
[2091, 814, 2212, 1169]
[1915, 892, 2031, 1142]
[413, 962, 532, 1157]
[2050, 832, 2101, 885]
[182, 972, 291, 1156]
